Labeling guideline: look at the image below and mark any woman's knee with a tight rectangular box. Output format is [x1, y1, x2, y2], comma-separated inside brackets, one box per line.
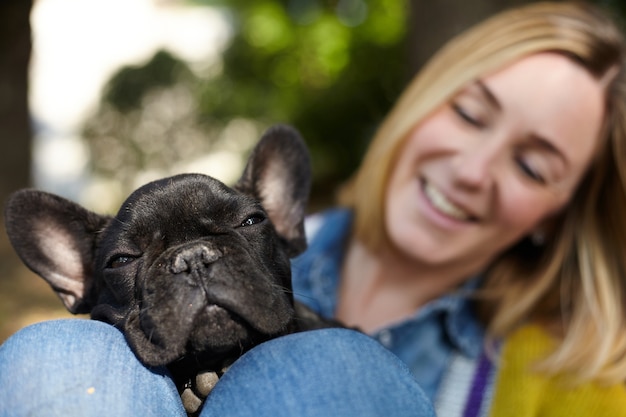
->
[0, 319, 185, 417]
[203, 328, 435, 417]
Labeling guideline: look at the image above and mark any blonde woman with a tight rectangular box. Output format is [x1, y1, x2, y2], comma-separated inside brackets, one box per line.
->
[1, 2, 626, 416]
[293, 0, 626, 414]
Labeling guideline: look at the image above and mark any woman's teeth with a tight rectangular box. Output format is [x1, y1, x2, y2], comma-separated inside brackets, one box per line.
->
[423, 181, 470, 221]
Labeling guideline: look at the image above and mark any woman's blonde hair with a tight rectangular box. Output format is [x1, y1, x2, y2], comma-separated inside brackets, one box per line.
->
[339, 2, 626, 383]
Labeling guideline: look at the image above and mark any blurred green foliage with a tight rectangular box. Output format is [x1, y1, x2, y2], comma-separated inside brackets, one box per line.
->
[103, 50, 194, 112]
[83, 0, 410, 207]
[201, 0, 409, 199]
[83, 50, 212, 188]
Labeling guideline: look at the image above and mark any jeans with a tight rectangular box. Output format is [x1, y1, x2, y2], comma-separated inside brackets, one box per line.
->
[0, 319, 435, 417]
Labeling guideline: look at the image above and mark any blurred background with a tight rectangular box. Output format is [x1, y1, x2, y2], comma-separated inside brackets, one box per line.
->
[0, 0, 624, 342]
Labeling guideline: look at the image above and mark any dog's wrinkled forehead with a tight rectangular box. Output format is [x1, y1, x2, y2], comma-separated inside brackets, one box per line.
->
[115, 174, 259, 235]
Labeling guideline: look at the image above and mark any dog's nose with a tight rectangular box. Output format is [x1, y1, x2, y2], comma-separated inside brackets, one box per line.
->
[170, 245, 221, 274]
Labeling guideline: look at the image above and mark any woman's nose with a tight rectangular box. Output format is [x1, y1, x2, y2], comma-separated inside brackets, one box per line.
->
[450, 141, 501, 191]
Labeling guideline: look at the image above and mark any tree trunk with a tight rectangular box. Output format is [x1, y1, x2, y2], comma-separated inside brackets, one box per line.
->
[0, 0, 33, 203]
[0, 0, 32, 262]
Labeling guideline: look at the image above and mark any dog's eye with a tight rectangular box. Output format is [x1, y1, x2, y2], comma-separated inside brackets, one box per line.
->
[240, 214, 266, 227]
[108, 255, 136, 269]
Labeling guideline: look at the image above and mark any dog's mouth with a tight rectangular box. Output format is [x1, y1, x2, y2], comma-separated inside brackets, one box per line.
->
[126, 298, 250, 367]
[186, 303, 254, 351]
[200, 302, 248, 331]
[132, 289, 293, 363]
[203, 288, 297, 334]
[205, 303, 227, 315]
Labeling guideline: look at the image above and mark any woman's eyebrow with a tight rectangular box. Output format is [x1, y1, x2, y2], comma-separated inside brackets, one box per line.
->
[475, 79, 501, 111]
[530, 133, 569, 166]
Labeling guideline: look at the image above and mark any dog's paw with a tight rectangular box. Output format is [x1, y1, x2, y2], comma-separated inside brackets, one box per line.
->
[181, 370, 220, 415]
[181, 370, 219, 415]
[195, 370, 220, 397]
[181, 386, 205, 415]
[181, 362, 234, 416]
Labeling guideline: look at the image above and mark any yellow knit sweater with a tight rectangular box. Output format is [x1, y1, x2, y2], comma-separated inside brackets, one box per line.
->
[489, 325, 626, 416]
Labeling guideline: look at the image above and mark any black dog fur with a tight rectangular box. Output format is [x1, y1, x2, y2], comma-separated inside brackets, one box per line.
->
[4, 125, 335, 412]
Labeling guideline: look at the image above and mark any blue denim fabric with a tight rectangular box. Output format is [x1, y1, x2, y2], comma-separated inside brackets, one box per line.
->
[0, 320, 435, 417]
[204, 328, 435, 417]
[291, 208, 485, 401]
[0, 320, 185, 417]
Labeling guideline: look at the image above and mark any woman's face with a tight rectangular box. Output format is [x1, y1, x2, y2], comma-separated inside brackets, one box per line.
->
[385, 53, 606, 272]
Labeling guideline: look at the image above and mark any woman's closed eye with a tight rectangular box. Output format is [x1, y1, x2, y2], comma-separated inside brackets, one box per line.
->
[452, 102, 482, 127]
[514, 143, 567, 187]
[514, 154, 546, 184]
[451, 98, 491, 129]
[450, 81, 499, 129]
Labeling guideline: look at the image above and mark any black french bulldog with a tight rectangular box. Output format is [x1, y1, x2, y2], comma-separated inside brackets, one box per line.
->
[4, 125, 335, 414]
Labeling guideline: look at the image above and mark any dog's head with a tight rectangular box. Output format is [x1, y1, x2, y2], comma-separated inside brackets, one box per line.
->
[5, 125, 310, 368]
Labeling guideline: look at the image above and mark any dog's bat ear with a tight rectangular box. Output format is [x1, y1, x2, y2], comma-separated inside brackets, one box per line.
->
[4, 190, 111, 314]
[235, 125, 311, 257]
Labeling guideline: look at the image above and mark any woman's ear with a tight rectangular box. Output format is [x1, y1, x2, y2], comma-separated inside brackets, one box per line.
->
[529, 214, 561, 247]
[530, 229, 546, 246]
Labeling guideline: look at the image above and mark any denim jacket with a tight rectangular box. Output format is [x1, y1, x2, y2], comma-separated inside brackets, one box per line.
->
[291, 208, 485, 401]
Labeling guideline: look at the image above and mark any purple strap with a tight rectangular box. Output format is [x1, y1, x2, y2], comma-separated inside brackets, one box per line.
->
[462, 350, 493, 417]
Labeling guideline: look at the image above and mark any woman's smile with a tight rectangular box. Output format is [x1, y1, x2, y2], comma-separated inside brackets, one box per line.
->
[421, 178, 476, 222]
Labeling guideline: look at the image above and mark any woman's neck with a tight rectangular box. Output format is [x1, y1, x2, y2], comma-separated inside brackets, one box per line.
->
[335, 238, 478, 334]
